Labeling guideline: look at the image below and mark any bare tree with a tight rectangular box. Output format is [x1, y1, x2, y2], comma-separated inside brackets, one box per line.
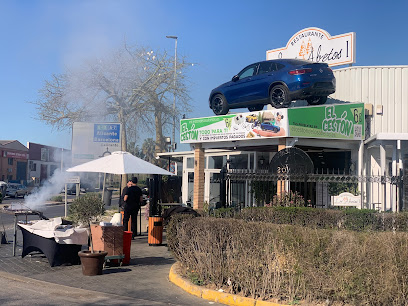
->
[34, 42, 193, 184]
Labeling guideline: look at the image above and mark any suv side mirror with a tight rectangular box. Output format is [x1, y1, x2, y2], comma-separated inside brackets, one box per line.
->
[232, 75, 239, 82]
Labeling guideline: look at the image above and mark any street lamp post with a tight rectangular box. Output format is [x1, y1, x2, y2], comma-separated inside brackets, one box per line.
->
[166, 35, 178, 152]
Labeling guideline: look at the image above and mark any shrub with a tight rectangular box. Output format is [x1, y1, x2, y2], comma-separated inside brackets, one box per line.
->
[50, 195, 63, 202]
[168, 217, 408, 305]
[68, 193, 105, 226]
[269, 191, 305, 207]
[235, 207, 408, 232]
[212, 207, 235, 218]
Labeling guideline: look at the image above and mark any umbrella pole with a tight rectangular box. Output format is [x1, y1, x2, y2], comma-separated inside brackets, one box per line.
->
[118, 174, 122, 213]
[102, 173, 106, 203]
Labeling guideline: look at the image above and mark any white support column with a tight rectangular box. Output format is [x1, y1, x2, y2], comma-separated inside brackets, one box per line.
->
[358, 141, 364, 209]
[182, 156, 188, 204]
[380, 144, 386, 211]
[392, 144, 398, 212]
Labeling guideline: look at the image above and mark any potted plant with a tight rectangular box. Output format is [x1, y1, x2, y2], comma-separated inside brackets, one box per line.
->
[68, 193, 108, 276]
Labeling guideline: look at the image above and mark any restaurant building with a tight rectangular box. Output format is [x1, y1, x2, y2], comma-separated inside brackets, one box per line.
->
[158, 28, 408, 212]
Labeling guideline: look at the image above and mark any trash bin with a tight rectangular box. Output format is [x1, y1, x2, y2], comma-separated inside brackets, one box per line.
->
[103, 189, 113, 206]
[122, 231, 132, 265]
[148, 216, 163, 246]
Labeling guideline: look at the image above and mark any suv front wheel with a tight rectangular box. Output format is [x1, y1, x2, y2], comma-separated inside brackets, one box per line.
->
[211, 94, 229, 115]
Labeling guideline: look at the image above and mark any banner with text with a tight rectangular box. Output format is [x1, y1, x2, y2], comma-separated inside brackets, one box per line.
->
[266, 27, 356, 67]
[72, 122, 122, 166]
[288, 103, 364, 140]
[180, 110, 288, 143]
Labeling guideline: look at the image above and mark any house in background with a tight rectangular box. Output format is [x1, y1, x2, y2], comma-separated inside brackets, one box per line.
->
[0, 140, 29, 183]
[27, 142, 71, 185]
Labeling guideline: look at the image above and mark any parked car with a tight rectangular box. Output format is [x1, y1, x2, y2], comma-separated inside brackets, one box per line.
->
[209, 59, 336, 115]
[61, 184, 85, 195]
[6, 183, 28, 198]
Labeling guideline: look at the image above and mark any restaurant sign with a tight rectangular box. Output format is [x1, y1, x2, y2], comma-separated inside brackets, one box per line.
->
[266, 27, 356, 67]
[180, 109, 288, 143]
[332, 192, 361, 207]
[288, 103, 364, 140]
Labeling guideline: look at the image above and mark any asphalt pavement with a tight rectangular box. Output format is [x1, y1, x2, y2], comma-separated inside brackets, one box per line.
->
[0, 195, 222, 305]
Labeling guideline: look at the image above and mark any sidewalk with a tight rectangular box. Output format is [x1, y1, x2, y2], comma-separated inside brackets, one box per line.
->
[0, 209, 222, 305]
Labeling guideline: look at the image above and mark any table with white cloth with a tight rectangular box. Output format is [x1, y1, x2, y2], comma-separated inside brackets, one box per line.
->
[17, 217, 88, 267]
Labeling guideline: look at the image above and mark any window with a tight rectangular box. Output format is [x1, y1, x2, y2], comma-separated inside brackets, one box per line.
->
[50, 165, 58, 175]
[276, 63, 285, 71]
[230, 154, 249, 169]
[188, 172, 194, 203]
[41, 148, 49, 162]
[29, 161, 37, 171]
[186, 157, 194, 169]
[208, 156, 226, 169]
[238, 64, 258, 80]
[8, 158, 13, 165]
[258, 62, 277, 74]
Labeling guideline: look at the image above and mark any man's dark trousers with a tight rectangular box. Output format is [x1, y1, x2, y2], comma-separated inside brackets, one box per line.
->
[123, 205, 139, 237]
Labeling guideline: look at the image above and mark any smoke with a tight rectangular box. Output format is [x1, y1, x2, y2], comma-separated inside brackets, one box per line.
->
[24, 171, 73, 211]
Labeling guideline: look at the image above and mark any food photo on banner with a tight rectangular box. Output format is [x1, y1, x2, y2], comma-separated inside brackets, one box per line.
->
[180, 109, 288, 144]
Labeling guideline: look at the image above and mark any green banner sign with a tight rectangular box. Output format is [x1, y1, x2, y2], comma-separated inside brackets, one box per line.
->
[180, 110, 289, 143]
[288, 103, 364, 140]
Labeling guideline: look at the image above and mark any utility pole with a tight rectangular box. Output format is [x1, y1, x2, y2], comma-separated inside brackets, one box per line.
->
[166, 35, 178, 152]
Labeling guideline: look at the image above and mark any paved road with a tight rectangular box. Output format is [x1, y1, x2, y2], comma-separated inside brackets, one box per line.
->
[0, 271, 159, 305]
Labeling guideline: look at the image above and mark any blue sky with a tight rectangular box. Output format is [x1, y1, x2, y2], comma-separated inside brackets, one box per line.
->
[0, 0, 407, 151]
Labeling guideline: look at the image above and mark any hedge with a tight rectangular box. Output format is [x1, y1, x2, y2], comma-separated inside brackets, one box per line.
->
[232, 207, 408, 232]
[167, 216, 408, 305]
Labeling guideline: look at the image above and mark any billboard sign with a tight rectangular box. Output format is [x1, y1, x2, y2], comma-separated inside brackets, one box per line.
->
[288, 103, 364, 140]
[266, 27, 356, 67]
[72, 122, 121, 166]
[180, 110, 288, 143]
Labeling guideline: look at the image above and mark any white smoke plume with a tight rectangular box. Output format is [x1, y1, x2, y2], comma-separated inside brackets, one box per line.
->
[24, 171, 73, 211]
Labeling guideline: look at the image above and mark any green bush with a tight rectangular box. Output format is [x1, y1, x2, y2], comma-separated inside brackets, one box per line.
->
[50, 195, 63, 202]
[269, 190, 305, 207]
[68, 193, 105, 226]
[168, 217, 408, 305]
[234, 206, 408, 232]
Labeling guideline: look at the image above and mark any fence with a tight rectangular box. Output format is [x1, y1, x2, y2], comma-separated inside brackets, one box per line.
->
[227, 169, 405, 212]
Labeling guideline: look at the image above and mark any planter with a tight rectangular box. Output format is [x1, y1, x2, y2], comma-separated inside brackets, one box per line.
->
[78, 250, 108, 276]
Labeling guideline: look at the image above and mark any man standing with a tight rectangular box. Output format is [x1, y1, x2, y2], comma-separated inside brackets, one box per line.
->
[120, 180, 132, 208]
[123, 177, 143, 238]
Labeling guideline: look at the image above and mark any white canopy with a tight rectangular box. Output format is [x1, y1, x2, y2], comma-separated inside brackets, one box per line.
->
[66, 151, 173, 176]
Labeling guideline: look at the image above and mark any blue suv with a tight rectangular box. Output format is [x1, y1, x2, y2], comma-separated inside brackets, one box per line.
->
[209, 59, 336, 115]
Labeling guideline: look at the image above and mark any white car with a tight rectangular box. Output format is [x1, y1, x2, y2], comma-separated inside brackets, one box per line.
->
[6, 183, 28, 198]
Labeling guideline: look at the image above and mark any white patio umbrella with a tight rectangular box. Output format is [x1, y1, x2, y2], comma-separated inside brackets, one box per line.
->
[66, 151, 173, 176]
[66, 151, 173, 210]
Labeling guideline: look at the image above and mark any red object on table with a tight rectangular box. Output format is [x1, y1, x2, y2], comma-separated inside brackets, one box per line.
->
[122, 231, 132, 265]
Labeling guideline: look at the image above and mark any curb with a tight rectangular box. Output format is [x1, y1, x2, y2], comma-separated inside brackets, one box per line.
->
[169, 262, 288, 306]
